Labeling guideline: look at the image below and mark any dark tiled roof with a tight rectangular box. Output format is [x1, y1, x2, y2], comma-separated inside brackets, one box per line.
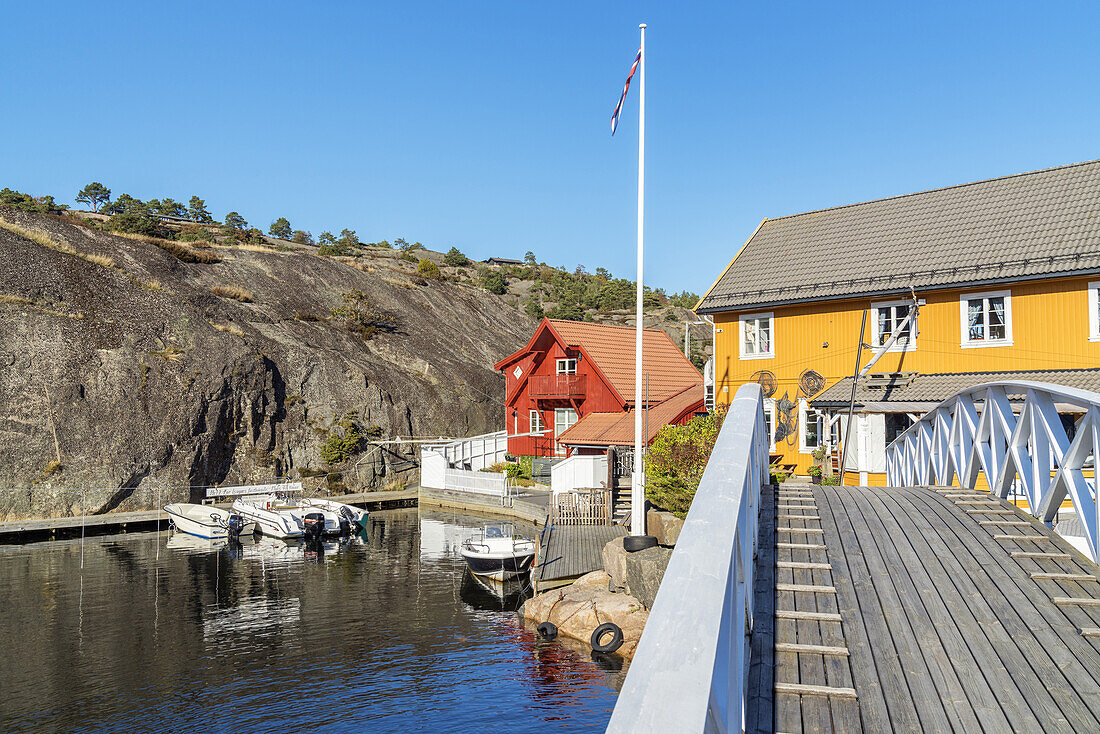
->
[811, 369, 1100, 408]
[698, 160, 1100, 312]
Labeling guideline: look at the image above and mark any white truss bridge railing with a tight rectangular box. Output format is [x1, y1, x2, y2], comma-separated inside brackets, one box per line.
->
[886, 380, 1100, 562]
[607, 382, 768, 733]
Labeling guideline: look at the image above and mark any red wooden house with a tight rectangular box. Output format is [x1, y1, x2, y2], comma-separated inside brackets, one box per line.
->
[493, 318, 706, 459]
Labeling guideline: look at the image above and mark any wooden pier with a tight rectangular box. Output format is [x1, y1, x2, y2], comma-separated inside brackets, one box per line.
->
[0, 488, 418, 543]
[749, 482, 1100, 733]
[534, 522, 627, 592]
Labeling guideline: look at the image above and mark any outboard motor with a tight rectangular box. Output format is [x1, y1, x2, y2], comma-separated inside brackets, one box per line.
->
[226, 514, 247, 539]
[303, 512, 326, 543]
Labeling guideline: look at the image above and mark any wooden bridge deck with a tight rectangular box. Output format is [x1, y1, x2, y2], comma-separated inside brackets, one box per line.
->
[534, 523, 627, 592]
[749, 483, 1100, 734]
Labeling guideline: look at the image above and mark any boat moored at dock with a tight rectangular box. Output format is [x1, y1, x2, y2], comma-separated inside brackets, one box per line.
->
[163, 503, 251, 540]
[460, 522, 536, 581]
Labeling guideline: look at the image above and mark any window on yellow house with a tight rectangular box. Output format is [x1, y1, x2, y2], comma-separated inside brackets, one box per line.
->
[798, 399, 822, 453]
[960, 290, 1012, 347]
[872, 300, 916, 350]
[1089, 282, 1100, 341]
[739, 312, 774, 359]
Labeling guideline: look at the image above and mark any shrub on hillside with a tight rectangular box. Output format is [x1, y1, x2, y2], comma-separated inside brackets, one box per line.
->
[319, 412, 380, 464]
[417, 258, 442, 280]
[480, 269, 507, 295]
[331, 290, 395, 338]
[644, 407, 727, 518]
[0, 188, 65, 215]
[443, 247, 470, 267]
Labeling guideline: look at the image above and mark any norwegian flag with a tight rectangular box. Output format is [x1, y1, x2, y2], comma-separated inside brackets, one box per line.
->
[611, 48, 642, 135]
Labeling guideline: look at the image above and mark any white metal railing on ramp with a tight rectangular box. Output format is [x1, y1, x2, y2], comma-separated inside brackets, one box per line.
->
[606, 382, 767, 733]
[886, 380, 1100, 562]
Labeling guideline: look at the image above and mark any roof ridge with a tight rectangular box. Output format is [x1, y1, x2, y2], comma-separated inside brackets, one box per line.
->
[548, 318, 669, 334]
[764, 158, 1100, 224]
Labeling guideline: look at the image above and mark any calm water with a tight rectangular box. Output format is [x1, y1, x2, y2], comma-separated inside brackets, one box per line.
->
[0, 509, 623, 733]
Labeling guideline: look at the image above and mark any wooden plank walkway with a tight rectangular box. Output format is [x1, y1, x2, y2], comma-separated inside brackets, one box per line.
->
[534, 523, 627, 591]
[752, 483, 1100, 733]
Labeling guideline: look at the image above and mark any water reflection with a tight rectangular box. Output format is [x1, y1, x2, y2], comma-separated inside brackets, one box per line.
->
[0, 508, 622, 733]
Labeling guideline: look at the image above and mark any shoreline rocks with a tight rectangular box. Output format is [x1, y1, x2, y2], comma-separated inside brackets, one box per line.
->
[521, 570, 648, 659]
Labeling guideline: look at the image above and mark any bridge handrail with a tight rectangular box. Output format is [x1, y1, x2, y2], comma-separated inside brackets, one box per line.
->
[885, 379, 1100, 561]
[606, 382, 768, 733]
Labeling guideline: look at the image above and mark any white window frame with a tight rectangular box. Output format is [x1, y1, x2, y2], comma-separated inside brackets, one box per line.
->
[871, 299, 917, 352]
[798, 399, 822, 454]
[530, 410, 544, 434]
[959, 290, 1013, 348]
[553, 408, 578, 456]
[556, 358, 577, 375]
[1089, 281, 1100, 342]
[763, 398, 777, 451]
[738, 312, 774, 360]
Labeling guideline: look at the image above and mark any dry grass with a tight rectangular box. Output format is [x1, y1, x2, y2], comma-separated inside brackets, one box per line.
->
[210, 321, 244, 336]
[85, 253, 115, 268]
[139, 278, 165, 291]
[381, 275, 416, 290]
[150, 345, 185, 362]
[211, 285, 255, 303]
[350, 262, 376, 273]
[0, 292, 85, 319]
[114, 231, 221, 264]
[218, 241, 281, 254]
[43, 460, 62, 478]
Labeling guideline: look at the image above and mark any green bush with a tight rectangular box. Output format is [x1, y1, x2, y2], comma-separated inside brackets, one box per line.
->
[480, 269, 507, 294]
[443, 247, 470, 267]
[319, 412, 377, 464]
[330, 290, 395, 338]
[0, 188, 64, 214]
[417, 258, 441, 280]
[644, 407, 726, 518]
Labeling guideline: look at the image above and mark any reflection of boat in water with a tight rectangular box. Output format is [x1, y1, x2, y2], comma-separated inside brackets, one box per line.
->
[166, 532, 230, 553]
[164, 503, 251, 540]
[460, 568, 529, 612]
[460, 522, 536, 581]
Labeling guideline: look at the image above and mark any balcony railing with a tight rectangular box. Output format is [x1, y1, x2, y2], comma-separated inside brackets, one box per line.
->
[528, 373, 586, 398]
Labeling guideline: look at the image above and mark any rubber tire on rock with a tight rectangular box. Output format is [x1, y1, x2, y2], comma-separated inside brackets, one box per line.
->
[591, 622, 624, 654]
[537, 622, 558, 640]
[623, 535, 658, 552]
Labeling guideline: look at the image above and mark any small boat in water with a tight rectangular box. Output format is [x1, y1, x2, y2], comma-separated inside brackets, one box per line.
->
[232, 494, 368, 540]
[460, 522, 536, 582]
[164, 503, 251, 540]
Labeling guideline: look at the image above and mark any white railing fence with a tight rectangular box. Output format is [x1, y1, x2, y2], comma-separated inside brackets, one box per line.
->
[443, 468, 509, 499]
[607, 382, 768, 733]
[886, 381, 1100, 562]
[550, 454, 608, 496]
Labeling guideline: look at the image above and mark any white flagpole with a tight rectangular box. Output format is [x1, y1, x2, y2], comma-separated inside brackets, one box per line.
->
[631, 22, 647, 536]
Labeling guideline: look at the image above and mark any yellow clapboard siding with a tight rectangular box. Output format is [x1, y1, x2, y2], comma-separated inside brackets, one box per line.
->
[712, 275, 1100, 479]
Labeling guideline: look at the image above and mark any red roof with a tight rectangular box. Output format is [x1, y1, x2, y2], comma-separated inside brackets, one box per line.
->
[495, 318, 702, 406]
[557, 385, 706, 447]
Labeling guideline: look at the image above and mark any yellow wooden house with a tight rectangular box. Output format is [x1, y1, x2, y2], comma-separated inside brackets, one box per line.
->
[696, 159, 1100, 485]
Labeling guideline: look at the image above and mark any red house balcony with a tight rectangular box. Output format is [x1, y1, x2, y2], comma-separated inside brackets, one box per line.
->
[529, 374, 587, 399]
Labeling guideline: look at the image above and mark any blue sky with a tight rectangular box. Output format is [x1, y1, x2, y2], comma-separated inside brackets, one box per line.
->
[3, 2, 1099, 294]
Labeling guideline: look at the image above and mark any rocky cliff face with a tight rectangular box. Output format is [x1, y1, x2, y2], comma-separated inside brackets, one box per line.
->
[0, 208, 532, 520]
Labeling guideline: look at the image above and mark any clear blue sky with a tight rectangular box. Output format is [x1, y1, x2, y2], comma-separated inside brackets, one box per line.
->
[3, 1, 1099, 294]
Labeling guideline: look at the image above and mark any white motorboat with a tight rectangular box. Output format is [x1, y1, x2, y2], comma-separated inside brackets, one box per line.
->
[460, 522, 537, 581]
[231, 494, 362, 540]
[299, 498, 369, 531]
[164, 503, 251, 540]
[231, 495, 307, 539]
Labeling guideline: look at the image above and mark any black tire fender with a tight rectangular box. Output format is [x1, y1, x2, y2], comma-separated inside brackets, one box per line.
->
[623, 535, 658, 553]
[591, 622, 624, 654]
[537, 621, 558, 640]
